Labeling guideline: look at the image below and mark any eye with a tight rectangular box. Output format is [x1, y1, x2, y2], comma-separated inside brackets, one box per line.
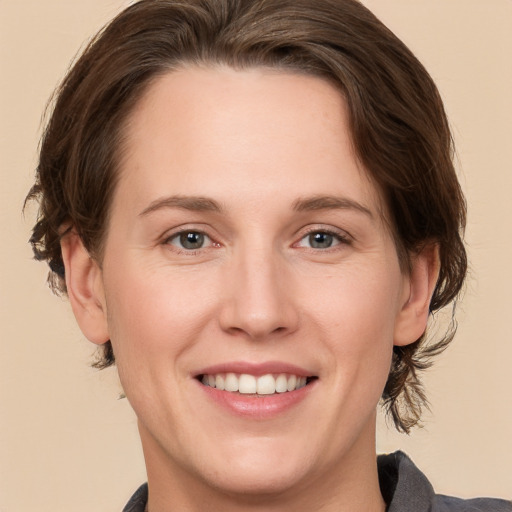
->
[296, 230, 349, 250]
[167, 230, 212, 250]
[307, 232, 336, 249]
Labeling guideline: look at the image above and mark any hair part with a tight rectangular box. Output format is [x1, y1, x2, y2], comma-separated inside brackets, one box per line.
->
[26, 0, 467, 433]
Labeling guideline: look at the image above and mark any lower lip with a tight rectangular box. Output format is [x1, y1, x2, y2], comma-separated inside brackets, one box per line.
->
[196, 380, 316, 419]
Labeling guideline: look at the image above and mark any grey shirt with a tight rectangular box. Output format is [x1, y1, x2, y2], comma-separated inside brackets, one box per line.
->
[123, 451, 511, 511]
[378, 451, 511, 511]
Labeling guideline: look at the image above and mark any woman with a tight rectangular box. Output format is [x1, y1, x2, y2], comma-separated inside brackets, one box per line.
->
[26, 0, 511, 510]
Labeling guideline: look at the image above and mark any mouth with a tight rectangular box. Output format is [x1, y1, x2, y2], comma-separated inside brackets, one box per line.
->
[197, 373, 318, 396]
[194, 363, 318, 417]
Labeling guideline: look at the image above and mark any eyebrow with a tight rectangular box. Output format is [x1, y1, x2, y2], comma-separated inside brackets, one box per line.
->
[292, 195, 373, 218]
[138, 194, 373, 218]
[139, 195, 224, 216]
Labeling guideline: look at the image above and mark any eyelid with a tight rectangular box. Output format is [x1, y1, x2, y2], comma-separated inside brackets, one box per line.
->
[167, 231, 212, 247]
[294, 225, 353, 249]
[162, 225, 220, 252]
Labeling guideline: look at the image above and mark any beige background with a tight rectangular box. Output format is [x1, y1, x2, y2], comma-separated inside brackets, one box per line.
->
[1, 1, 511, 510]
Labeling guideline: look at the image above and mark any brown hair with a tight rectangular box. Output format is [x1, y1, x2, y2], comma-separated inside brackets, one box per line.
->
[26, 0, 466, 432]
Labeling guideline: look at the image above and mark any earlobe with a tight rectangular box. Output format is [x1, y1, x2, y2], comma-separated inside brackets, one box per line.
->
[394, 244, 440, 347]
[60, 230, 110, 345]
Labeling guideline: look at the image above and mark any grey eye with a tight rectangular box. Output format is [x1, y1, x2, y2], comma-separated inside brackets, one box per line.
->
[308, 232, 335, 249]
[166, 230, 216, 253]
[179, 231, 205, 250]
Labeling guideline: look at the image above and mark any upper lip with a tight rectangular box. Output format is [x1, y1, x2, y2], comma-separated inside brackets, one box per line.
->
[194, 361, 315, 378]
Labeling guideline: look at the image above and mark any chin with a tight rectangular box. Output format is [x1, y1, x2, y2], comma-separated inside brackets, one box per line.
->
[180, 433, 316, 498]
[202, 458, 311, 498]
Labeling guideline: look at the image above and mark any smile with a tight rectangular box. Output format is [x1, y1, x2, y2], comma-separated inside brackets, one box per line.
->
[199, 373, 315, 395]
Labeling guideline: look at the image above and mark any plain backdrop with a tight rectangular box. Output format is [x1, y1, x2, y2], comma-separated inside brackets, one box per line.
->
[1, 1, 511, 510]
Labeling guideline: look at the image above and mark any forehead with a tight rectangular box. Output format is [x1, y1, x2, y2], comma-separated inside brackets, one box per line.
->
[115, 66, 384, 217]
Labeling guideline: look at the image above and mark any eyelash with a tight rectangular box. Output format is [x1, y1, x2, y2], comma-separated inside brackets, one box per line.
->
[163, 228, 218, 254]
[294, 227, 352, 251]
[162, 226, 352, 254]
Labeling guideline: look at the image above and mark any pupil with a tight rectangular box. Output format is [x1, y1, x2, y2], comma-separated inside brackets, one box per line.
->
[310, 232, 333, 249]
[180, 232, 204, 249]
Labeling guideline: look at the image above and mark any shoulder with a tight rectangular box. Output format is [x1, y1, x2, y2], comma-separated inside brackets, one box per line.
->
[378, 451, 512, 512]
[435, 494, 512, 512]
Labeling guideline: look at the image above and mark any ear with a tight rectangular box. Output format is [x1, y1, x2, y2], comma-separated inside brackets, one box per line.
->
[60, 230, 110, 345]
[394, 244, 440, 347]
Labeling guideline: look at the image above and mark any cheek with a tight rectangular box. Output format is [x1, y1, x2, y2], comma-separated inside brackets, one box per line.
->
[308, 262, 402, 337]
[307, 264, 402, 386]
[104, 261, 221, 366]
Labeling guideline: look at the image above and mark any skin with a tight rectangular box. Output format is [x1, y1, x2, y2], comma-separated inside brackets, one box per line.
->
[61, 67, 439, 512]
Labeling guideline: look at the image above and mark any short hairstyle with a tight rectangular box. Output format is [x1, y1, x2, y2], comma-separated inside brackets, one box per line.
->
[26, 0, 467, 432]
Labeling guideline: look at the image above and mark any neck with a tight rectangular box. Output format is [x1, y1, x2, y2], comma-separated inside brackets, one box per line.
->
[141, 416, 386, 512]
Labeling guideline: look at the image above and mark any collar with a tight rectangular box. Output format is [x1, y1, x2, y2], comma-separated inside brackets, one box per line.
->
[377, 451, 434, 512]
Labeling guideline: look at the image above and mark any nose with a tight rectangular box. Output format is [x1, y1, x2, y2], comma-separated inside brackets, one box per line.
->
[218, 243, 300, 341]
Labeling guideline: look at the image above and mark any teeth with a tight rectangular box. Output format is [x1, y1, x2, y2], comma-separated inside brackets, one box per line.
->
[201, 373, 311, 395]
[275, 374, 288, 393]
[257, 374, 275, 395]
[224, 373, 239, 392]
[215, 374, 225, 391]
[239, 374, 257, 394]
[287, 375, 297, 392]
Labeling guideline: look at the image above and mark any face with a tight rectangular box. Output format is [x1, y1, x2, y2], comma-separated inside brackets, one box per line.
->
[72, 67, 427, 500]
